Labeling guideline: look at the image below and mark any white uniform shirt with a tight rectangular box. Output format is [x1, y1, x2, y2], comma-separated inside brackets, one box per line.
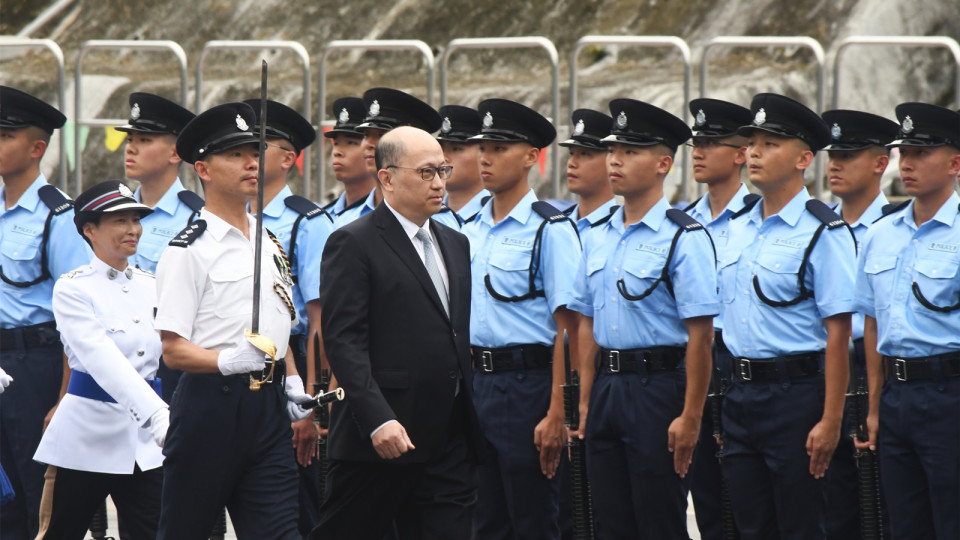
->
[35, 257, 166, 474]
[154, 209, 295, 358]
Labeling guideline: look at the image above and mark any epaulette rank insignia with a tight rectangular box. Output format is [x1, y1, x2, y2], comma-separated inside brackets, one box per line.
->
[168, 220, 206, 247]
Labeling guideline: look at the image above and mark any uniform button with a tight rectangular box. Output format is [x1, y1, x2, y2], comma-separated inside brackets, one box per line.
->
[133, 317, 140, 323]
[479, 318, 484, 322]
[621, 240, 626, 246]
[137, 349, 145, 356]
[488, 234, 494, 239]
[904, 267, 910, 272]
[741, 318, 746, 323]
[775, 263, 781, 269]
[899, 296, 904, 300]
[640, 269, 646, 274]
[913, 239, 918, 243]
[613, 267, 618, 273]
[122, 286, 129, 293]
[612, 325, 617, 331]
[758, 235, 764, 240]
[222, 385, 231, 393]
[110, 326, 118, 332]
[452, 331, 457, 338]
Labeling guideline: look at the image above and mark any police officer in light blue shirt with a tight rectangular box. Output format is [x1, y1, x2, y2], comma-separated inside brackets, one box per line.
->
[682, 97, 754, 540]
[560, 108, 618, 234]
[434, 105, 488, 229]
[720, 93, 856, 540]
[116, 92, 201, 275]
[819, 108, 899, 540]
[0, 85, 90, 539]
[245, 97, 331, 538]
[855, 103, 960, 540]
[462, 98, 580, 540]
[569, 98, 718, 539]
[323, 97, 374, 219]
[333, 88, 441, 230]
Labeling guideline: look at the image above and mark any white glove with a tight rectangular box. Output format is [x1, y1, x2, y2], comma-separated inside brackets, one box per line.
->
[0, 367, 11, 394]
[217, 339, 267, 376]
[149, 407, 170, 448]
[284, 375, 314, 421]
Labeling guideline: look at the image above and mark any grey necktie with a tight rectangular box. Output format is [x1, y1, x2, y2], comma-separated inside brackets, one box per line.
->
[415, 229, 449, 315]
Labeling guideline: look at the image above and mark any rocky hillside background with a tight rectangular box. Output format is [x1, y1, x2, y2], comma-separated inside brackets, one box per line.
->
[1, 0, 958, 201]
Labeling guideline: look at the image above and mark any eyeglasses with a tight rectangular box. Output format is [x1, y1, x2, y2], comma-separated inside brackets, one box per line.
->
[387, 165, 454, 181]
[685, 140, 743, 150]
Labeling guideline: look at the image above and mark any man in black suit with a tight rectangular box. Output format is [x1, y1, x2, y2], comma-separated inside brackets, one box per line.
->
[311, 126, 481, 540]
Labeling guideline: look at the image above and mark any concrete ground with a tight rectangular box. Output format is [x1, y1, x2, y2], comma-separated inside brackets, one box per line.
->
[101, 496, 704, 539]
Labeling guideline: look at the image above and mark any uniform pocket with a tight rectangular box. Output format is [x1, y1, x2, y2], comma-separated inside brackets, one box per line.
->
[620, 252, 667, 312]
[486, 249, 532, 296]
[586, 257, 606, 310]
[914, 256, 960, 309]
[753, 252, 804, 303]
[719, 252, 740, 304]
[209, 265, 253, 318]
[863, 255, 898, 310]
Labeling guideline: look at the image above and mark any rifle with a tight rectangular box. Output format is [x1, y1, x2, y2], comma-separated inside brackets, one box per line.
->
[313, 330, 331, 510]
[88, 499, 114, 539]
[561, 331, 594, 540]
[711, 378, 739, 540]
[850, 377, 884, 539]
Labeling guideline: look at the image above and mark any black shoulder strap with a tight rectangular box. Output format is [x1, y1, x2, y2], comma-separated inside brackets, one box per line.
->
[340, 194, 367, 214]
[168, 220, 207, 248]
[436, 204, 463, 226]
[0, 186, 73, 288]
[590, 205, 620, 228]
[682, 196, 703, 213]
[532, 201, 565, 221]
[562, 204, 577, 216]
[462, 196, 493, 225]
[284, 195, 325, 220]
[731, 194, 762, 220]
[177, 190, 205, 225]
[881, 200, 910, 217]
[805, 199, 845, 229]
[38, 185, 73, 215]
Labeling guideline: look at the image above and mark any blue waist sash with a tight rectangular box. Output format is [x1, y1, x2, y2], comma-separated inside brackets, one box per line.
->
[67, 369, 161, 403]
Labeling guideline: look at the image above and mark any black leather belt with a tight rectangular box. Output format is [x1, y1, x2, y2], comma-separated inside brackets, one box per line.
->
[598, 347, 685, 374]
[242, 358, 285, 386]
[472, 345, 552, 373]
[883, 353, 960, 382]
[733, 352, 823, 382]
[0, 321, 59, 350]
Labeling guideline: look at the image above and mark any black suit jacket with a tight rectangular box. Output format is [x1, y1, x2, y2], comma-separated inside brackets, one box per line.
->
[319, 204, 481, 464]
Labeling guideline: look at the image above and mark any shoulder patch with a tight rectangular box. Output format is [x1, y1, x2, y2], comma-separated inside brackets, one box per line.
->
[60, 265, 92, 280]
[682, 196, 702, 213]
[805, 199, 845, 229]
[168, 220, 206, 247]
[731, 194, 762, 220]
[666, 208, 704, 231]
[284, 195, 325, 220]
[532, 201, 566, 222]
[133, 266, 155, 278]
[37, 184, 73, 215]
[177, 190, 205, 213]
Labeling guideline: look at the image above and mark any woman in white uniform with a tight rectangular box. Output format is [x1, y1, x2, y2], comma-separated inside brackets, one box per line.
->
[34, 180, 169, 539]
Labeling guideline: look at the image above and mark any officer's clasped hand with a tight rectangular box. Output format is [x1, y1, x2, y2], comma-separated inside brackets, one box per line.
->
[217, 339, 267, 376]
[284, 375, 314, 421]
[149, 407, 170, 448]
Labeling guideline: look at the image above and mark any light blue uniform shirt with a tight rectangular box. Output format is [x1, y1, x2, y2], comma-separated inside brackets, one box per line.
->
[463, 190, 581, 348]
[567, 197, 618, 235]
[836, 192, 887, 340]
[686, 183, 753, 331]
[720, 189, 857, 358]
[0, 174, 92, 328]
[569, 199, 720, 349]
[332, 188, 377, 230]
[132, 179, 201, 273]
[259, 185, 334, 336]
[325, 192, 347, 216]
[855, 193, 960, 358]
[433, 189, 492, 230]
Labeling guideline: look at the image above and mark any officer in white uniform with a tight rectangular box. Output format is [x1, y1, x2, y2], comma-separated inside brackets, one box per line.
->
[34, 180, 166, 539]
[154, 102, 312, 539]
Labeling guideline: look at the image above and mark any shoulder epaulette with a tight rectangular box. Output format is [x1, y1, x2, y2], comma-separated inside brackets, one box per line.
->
[532, 201, 567, 222]
[284, 195, 326, 220]
[37, 184, 73, 215]
[881, 200, 911, 217]
[437, 204, 452, 213]
[666, 208, 705, 231]
[168, 220, 206, 247]
[60, 266, 92, 280]
[177, 190, 205, 213]
[805, 199, 845, 229]
[590, 205, 620, 228]
[562, 204, 577, 216]
[682, 196, 703, 213]
[133, 266, 155, 278]
[322, 198, 338, 212]
[731, 194, 761, 219]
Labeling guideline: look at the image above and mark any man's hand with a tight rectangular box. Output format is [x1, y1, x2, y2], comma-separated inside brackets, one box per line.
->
[372, 421, 415, 459]
[292, 416, 318, 467]
[149, 407, 170, 448]
[534, 411, 567, 479]
[853, 411, 878, 452]
[667, 414, 700, 477]
[0, 366, 12, 394]
[806, 418, 841, 478]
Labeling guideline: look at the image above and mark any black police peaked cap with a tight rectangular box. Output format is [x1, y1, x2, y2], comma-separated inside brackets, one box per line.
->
[243, 99, 316, 155]
[116, 93, 195, 136]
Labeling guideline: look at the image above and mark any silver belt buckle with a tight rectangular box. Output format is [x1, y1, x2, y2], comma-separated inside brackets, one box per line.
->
[893, 358, 908, 381]
[481, 351, 494, 373]
[739, 358, 753, 381]
[608, 350, 621, 373]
